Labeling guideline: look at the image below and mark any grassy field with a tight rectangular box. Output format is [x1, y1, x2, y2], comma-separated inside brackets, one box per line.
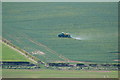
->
[1, 2, 119, 78]
[2, 42, 30, 62]
[3, 2, 118, 63]
[2, 69, 118, 78]
[0, 41, 1, 61]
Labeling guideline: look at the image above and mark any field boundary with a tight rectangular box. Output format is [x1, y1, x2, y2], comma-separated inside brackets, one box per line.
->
[2, 38, 40, 64]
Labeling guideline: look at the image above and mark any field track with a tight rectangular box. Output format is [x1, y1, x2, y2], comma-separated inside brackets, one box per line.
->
[1, 40, 37, 63]
[29, 39, 70, 61]
[29, 38, 90, 63]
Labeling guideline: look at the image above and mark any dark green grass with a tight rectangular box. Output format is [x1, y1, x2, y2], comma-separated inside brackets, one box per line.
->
[2, 69, 118, 78]
[3, 2, 118, 63]
[2, 43, 30, 62]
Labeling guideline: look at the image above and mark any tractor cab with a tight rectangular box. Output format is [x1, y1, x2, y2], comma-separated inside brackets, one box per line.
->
[58, 32, 71, 38]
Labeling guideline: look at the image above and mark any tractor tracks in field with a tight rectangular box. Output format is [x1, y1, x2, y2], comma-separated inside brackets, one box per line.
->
[9, 33, 70, 62]
[28, 39, 70, 62]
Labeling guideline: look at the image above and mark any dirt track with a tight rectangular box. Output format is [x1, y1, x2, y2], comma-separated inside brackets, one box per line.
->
[1, 40, 37, 63]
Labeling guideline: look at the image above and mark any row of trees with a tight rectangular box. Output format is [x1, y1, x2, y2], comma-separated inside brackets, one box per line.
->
[2, 61, 40, 69]
[47, 63, 120, 67]
[46, 63, 119, 70]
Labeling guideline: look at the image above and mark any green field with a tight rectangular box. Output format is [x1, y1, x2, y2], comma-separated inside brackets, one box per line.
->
[3, 2, 118, 63]
[2, 42, 30, 62]
[0, 41, 1, 61]
[2, 2, 119, 78]
[2, 69, 118, 78]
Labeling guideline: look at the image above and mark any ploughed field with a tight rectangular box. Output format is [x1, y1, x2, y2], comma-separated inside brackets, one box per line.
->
[3, 2, 118, 63]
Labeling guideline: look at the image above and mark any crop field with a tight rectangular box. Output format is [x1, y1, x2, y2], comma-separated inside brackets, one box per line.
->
[0, 41, 1, 60]
[3, 2, 118, 63]
[2, 42, 30, 62]
[2, 69, 118, 78]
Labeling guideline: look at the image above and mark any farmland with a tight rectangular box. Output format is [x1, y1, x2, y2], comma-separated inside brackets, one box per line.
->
[2, 2, 118, 63]
[2, 69, 118, 78]
[2, 42, 30, 62]
[2, 2, 119, 78]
